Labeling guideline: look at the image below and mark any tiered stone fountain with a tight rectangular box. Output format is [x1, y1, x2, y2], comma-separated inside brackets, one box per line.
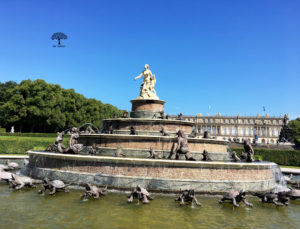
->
[26, 65, 286, 193]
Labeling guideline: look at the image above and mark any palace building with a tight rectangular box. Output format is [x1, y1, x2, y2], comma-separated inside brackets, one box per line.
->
[170, 113, 288, 144]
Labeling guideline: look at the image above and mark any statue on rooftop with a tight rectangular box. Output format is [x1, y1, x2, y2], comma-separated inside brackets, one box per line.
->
[134, 64, 159, 100]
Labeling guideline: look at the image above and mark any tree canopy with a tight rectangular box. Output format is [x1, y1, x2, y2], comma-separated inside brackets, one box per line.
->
[0, 79, 123, 132]
[290, 118, 300, 147]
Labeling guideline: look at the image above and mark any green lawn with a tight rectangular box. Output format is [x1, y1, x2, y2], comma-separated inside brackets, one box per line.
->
[0, 134, 68, 154]
[280, 165, 300, 169]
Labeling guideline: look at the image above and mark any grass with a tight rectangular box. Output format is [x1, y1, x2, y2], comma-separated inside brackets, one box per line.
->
[0, 134, 68, 154]
[280, 165, 300, 169]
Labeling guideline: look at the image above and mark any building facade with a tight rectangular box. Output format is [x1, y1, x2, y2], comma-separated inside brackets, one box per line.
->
[170, 113, 287, 144]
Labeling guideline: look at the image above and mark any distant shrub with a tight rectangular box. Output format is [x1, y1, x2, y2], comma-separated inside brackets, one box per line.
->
[231, 147, 300, 166]
[294, 136, 300, 148]
[0, 128, 6, 133]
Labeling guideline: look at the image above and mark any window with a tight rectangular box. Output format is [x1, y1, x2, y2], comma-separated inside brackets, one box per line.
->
[222, 127, 226, 135]
[245, 127, 249, 136]
[270, 128, 273, 136]
[261, 128, 265, 136]
[212, 127, 216, 135]
[253, 128, 256, 136]
[228, 127, 232, 135]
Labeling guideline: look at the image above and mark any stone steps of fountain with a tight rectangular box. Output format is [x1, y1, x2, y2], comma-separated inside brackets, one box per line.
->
[79, 134, 229, 154]
[92, 146, 229, 161]
[112, 129, 177, 136]
[102, 118, 194, 134]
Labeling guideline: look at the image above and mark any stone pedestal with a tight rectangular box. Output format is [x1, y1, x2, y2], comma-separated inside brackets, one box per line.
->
[130, 99, 165, 118]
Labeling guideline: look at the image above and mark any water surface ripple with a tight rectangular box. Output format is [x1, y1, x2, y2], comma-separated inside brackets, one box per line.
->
[0, 184, 299, 229]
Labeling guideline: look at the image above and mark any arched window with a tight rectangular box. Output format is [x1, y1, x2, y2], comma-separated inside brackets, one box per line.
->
[270, 128, 273, 137]
[261, 128, 265, 136]
[222, 127, 226, 135]
[245, 127, 249, 136]
[232, 127, 237, 135]
[253, 128, 256, 136]
[212, 127, 216, 135]
[241, 127, 245, 136]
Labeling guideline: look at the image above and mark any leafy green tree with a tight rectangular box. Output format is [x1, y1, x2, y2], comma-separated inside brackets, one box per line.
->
[0, 79, 122, 132]
[290, 118, 300, 147]
[0, 81, 17, 104]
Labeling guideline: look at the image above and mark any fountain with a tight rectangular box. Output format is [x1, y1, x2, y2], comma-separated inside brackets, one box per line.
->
[25, 65, 287, 193]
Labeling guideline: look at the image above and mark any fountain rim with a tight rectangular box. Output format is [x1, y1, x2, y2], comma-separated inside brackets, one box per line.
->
[27, 150, 276, 169]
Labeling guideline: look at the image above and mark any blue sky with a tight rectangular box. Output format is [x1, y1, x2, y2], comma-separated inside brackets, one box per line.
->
[0, 0, 299, 119]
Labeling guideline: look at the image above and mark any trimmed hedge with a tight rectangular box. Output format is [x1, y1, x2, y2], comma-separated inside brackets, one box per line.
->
[0, 128, 6, 133]
[231, 147, 300, 166]
[294, 136, 300, 148]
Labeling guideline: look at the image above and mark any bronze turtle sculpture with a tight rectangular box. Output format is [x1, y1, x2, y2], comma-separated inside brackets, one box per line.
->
[219, 190, 253, 207]
[0, 164, 10, 171]
[253, 192, 289, 206]
[10, 174, 42, 189]
[38, 178, 70, 195]
[175, 189, 201, 206]
[81, 184, 107, 199]
[283, 189, 300, 200]
[6, 160, 20, 170]
[0, 170, 14, 183]
[127, 185, 154, 204]
[288, 180, 300, 189]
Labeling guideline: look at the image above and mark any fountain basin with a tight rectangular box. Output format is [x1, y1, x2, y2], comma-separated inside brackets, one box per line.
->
[78, 134, 229, 160]
[102, 118, 194, 135]
[26, 151, 280, 194]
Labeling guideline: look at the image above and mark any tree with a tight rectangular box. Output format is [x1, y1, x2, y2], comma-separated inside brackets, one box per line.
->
[290, 118, 300, 147]
[0, 81, 17, 104]
[0, 79, 123, 132]
[51, 32, 68, 45]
